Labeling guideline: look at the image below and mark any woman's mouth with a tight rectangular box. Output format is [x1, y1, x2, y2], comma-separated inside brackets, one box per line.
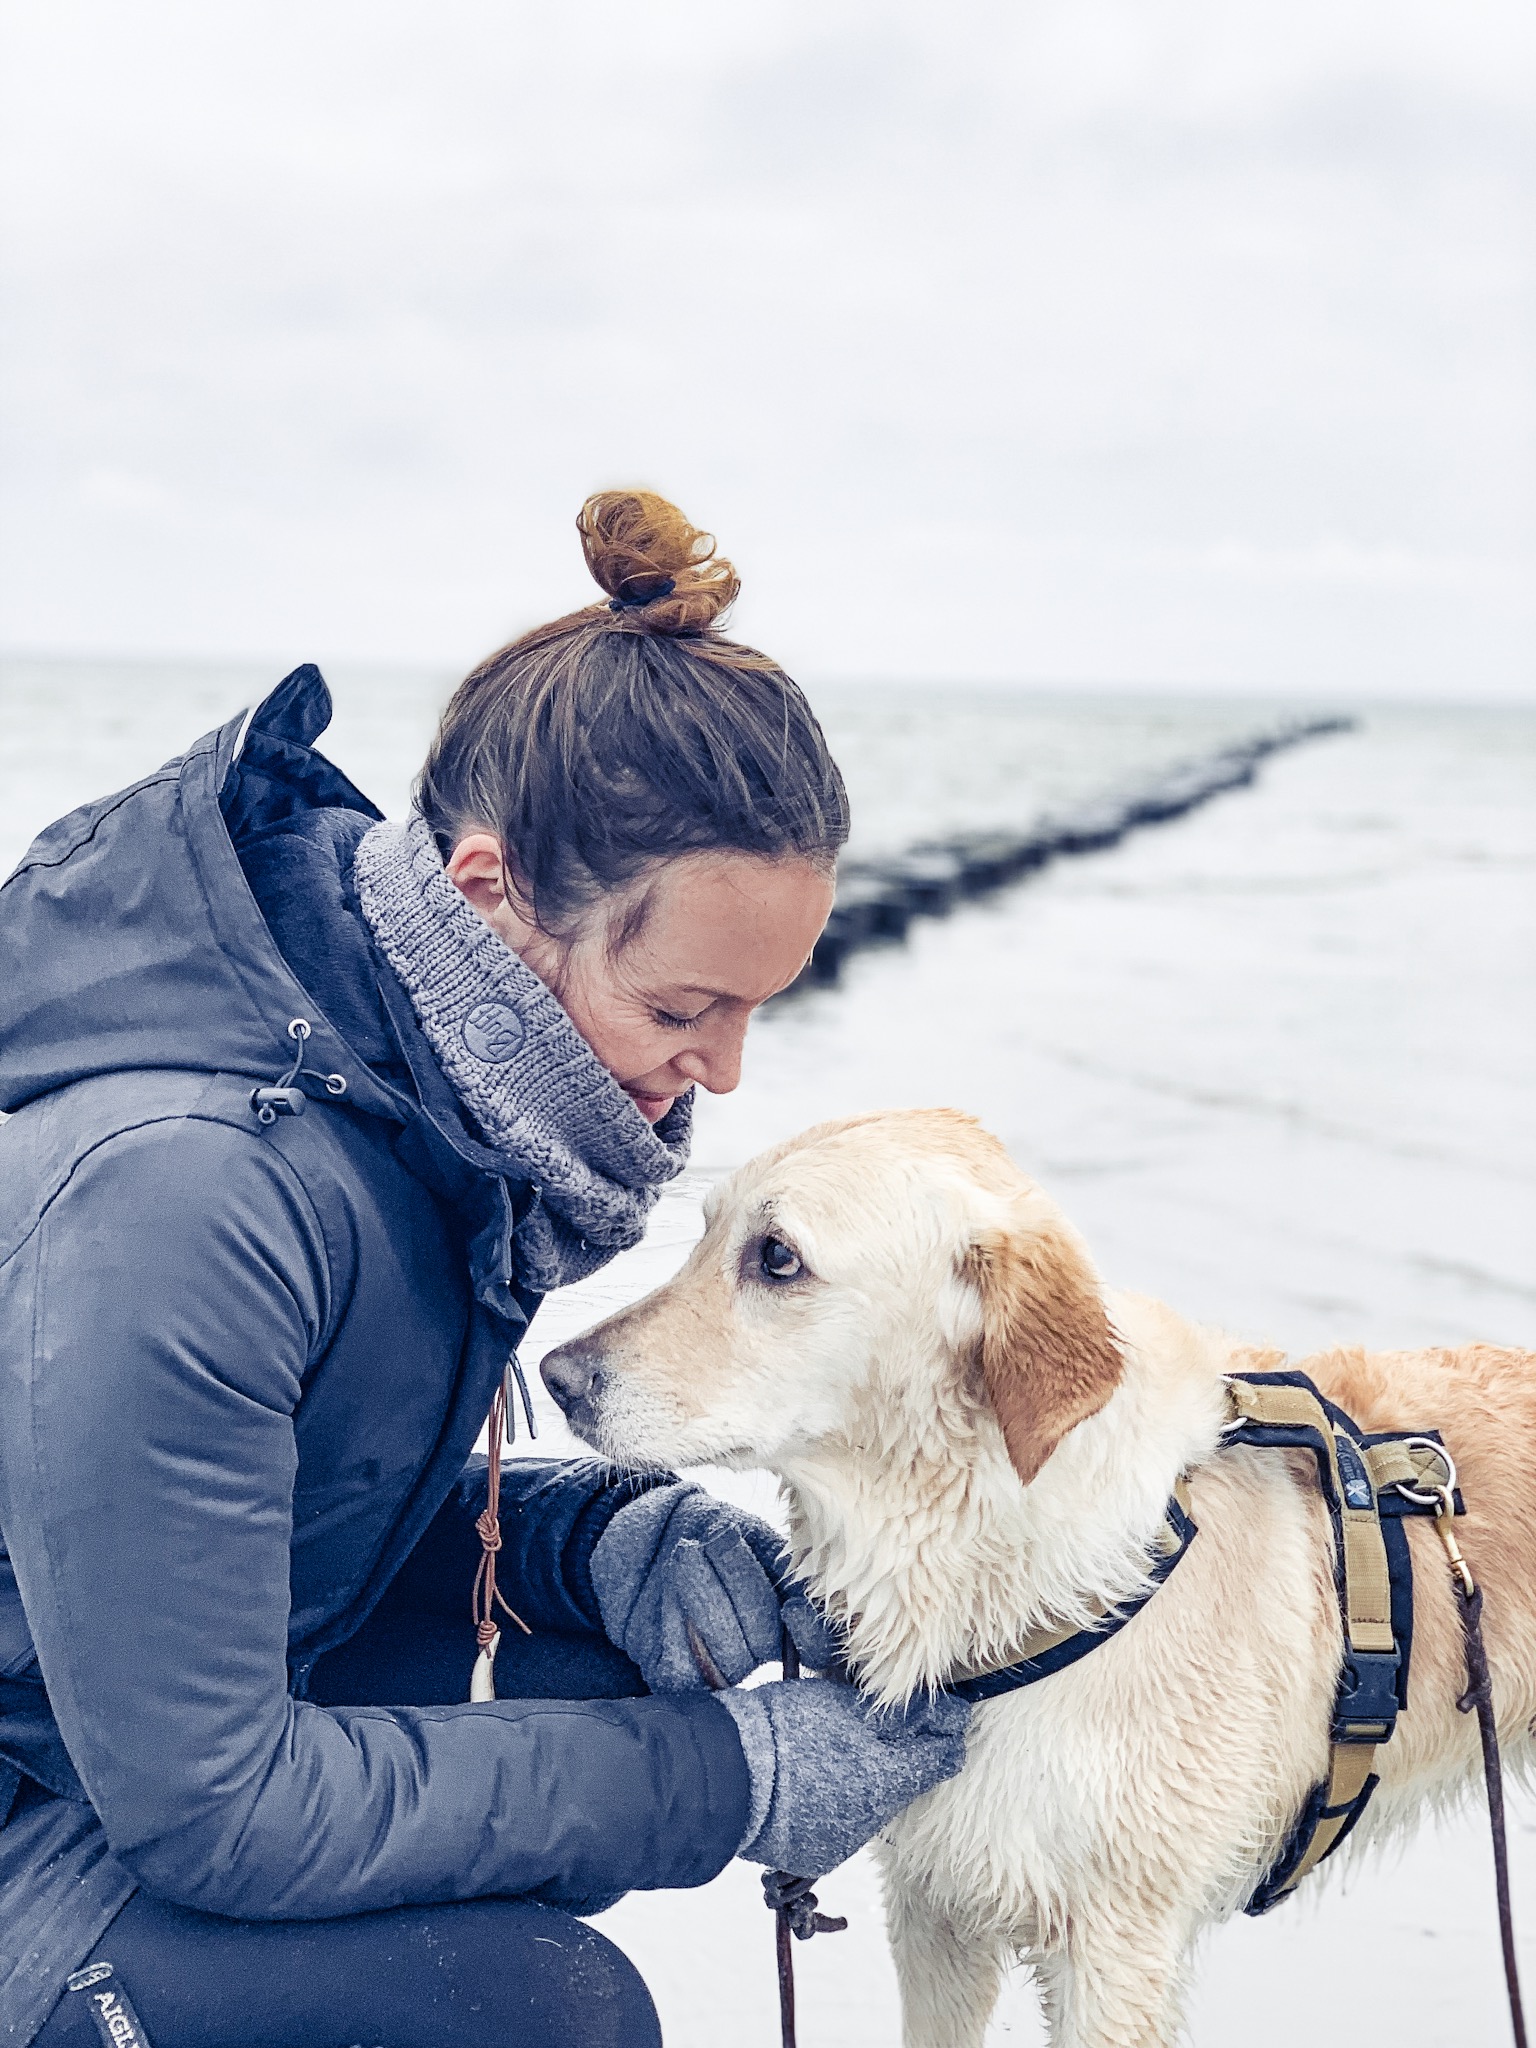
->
[624, 1086, 676, 1124]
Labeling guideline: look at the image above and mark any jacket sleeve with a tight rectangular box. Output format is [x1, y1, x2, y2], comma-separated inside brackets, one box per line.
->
[0, 1116, 749, 1920]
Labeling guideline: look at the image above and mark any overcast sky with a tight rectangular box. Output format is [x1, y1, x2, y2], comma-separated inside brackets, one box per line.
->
[2, 0, 1531, 697]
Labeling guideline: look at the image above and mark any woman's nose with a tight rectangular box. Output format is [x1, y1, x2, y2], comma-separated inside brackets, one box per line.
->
[673, 1015, 747, 1095]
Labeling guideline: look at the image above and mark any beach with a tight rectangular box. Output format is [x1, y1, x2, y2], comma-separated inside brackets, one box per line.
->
[2, 657, 1532, 2043]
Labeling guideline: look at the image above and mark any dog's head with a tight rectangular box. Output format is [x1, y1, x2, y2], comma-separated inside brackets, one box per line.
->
[540, 1108, 1123, 1491]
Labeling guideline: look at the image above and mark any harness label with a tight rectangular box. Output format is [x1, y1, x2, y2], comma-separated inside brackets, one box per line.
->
[1334, 1434, 1375, 1512]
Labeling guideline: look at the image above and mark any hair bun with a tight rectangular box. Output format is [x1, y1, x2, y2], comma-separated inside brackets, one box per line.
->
[577, 490, 740, 635]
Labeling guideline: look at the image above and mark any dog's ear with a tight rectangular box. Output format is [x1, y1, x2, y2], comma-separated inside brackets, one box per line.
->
[963, 1217, 1124, 1487]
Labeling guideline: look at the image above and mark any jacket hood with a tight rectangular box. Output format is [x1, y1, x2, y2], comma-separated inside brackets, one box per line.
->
[0, 665, 409, 1123]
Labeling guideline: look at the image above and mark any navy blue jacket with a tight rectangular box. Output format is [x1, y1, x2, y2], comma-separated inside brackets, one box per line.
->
[0, 671, 749, 2042]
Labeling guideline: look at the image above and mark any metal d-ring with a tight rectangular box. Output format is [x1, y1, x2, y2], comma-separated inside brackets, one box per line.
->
[1392, 1435, 1459, 1508]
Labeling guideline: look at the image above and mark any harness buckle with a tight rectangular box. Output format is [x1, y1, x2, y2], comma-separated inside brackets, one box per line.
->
[1333, 1647, 1401, 1743]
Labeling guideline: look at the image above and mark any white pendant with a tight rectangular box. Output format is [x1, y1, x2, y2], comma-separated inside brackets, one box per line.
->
[469, 1629, 500, 1703]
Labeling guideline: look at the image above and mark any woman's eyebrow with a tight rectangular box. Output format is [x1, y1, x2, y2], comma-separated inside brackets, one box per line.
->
[658, 982, 731, 1002]
[656, 965, 810, 1004]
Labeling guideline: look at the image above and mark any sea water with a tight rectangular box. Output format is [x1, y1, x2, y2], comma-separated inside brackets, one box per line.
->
[2, 654, 1532, 2045]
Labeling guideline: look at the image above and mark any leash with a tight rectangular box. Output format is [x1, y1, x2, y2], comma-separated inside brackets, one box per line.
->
[688, 1605, 856, 2039]
[761, 1625, 847, 2048]
[1414, 1476, 1527, 2048]
[687, 1619, 847, 2048]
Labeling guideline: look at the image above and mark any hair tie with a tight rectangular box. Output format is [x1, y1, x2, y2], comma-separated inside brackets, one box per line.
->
[609, 576, 676, 612]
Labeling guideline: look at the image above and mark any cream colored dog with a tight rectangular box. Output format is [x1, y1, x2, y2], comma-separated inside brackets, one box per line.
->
[540, 1109, 1536, 2047]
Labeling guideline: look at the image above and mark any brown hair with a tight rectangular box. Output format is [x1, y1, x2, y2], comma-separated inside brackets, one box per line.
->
[416, 490, 850, 938]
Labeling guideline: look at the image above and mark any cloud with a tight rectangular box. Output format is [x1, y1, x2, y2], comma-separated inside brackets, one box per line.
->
[0, 0, 1531, 696]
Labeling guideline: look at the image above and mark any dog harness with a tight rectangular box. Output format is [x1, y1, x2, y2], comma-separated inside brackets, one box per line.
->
[942, 1368, 1465, 1915]
[1221, 1370, 1461, 1911]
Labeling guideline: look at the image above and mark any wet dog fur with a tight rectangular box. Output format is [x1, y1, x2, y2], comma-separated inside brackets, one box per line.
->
[540, 1109, 1536, 2048]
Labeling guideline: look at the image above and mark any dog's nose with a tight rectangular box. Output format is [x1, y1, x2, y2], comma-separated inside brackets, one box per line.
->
[540, 1340, 604, 1420]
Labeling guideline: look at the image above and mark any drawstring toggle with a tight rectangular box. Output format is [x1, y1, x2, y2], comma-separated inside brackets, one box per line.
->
[251, 1019, 349, 1125]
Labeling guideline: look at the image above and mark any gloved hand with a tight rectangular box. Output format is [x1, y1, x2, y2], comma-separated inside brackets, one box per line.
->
[589, 1483, 838, 1694]
[718, 1677, 971, 1878]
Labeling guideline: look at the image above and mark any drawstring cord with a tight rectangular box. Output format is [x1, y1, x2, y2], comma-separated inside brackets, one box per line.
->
[250, 1018, 349, 1124]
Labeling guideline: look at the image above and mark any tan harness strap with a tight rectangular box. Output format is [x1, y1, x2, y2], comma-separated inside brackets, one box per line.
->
[1363, 1438, 1453, 1497]
[955, 1618, 1081, 1678]
[1281, 1745, 1378, 1893]
[1225, 1378, 1395, 1656]
[1339, 1522, 1396, 1654]
[949, 1484, 1198, 1685]
[1362, 1440, 1421, 1491]
[1222, 1371, 1433, 1908]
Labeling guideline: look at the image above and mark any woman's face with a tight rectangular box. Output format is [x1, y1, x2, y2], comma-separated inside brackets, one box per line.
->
[447, 835, 834, 1123]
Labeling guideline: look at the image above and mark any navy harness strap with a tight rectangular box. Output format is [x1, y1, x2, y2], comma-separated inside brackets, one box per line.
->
[944, 1494, 1198, 1706]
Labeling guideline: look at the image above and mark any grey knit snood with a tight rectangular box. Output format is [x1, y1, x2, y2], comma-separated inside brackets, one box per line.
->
[353, 816, 691, 1291]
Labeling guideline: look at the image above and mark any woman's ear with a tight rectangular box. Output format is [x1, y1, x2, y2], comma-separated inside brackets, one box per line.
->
[445, 831, 513, 914]
[445, 833, 541, 952]
[962, 1215, 1124, 1486]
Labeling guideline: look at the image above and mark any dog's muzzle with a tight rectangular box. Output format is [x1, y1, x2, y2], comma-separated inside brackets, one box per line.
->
[539, 1339, 605, 1440]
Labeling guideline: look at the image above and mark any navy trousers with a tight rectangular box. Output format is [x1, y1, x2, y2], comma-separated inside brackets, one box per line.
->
[37, 1566, 661, 2048]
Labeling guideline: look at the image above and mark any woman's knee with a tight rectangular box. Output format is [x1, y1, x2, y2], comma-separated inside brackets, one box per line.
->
[499, 1905, 660, 2048]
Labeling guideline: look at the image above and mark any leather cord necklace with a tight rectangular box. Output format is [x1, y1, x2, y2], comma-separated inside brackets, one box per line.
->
[469, 1370, 531, 1702]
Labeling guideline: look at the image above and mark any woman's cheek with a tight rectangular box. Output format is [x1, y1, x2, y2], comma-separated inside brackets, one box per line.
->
[583, 1000, 670, 1084]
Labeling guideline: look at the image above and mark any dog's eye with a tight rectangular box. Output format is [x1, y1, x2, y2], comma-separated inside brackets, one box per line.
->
[759, 1237, 803, 1282]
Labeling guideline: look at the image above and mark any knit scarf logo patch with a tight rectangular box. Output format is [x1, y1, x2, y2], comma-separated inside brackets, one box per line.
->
[462, 1000, 526, 1063]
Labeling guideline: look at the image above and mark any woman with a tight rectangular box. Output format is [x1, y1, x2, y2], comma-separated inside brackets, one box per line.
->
[0, 494, 968, 2048]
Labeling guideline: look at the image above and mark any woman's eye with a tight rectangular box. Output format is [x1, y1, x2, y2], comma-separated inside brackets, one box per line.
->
[759, 1237, 803, 1281]
[652, 1007, 704, 1031]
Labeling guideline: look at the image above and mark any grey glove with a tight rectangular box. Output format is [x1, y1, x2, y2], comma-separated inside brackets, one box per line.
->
[718, 1677, 971, 1878]
[590, 1483, 838, 1694]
